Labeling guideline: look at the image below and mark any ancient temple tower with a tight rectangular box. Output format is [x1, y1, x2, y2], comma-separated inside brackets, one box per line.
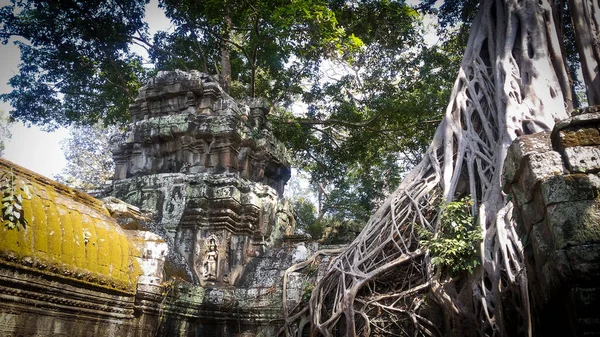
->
[110, 70, 294, 286]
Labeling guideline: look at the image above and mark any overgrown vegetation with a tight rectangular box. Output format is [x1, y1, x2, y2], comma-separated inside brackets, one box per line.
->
[419, 197, 482, 274]
[1, 169, 31, 230]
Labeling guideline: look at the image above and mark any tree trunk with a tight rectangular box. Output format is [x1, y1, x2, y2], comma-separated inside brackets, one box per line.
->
[569, 0, 600, 105]
[281, 0, 574, 336]
[220, 2, 232, 94]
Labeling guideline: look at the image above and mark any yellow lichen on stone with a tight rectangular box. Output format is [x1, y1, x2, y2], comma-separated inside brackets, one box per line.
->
[69, 209, 86, 269]
[0, 158, 141, 293]
[94, 217, 110, 276]
[57, 204, 75, 266]
[81, 214, 98, 270]
[107, 226, 123, 280]
[120, 234, 132, 282]
[41, 194, 62, 260]
[30, 193, 48, 255]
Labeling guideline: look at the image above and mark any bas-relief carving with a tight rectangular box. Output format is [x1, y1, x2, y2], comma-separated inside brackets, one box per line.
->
[203, 235, 219, 281]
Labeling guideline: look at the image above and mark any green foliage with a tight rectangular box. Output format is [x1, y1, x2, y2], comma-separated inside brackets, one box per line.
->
[301, 280, 315, 302]
[1, 169, 31, 230]
[419, 197, 482, 274]
[1, 0, 465, 224]
[156, 0, 361, 100]
[54, 124, 119, 190]
[269, 1, 464, 223]
[320, 217, 365, 245]
[292, 197, 317, 230]
[0, 0, 150, 128]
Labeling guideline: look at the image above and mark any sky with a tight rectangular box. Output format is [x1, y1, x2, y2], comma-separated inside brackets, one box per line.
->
[0, 0, 170, 179]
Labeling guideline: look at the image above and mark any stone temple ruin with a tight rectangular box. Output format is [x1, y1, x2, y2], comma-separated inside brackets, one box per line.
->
[110, 70, 295, 287]
[0, 70, 318, 337]
[0, 71, 599, 337]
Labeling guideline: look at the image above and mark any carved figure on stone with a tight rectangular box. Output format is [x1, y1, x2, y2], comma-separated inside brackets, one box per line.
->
[278, 200, 296, 236]
[201, 138, 216, 167]
[203, 237, 218, 281]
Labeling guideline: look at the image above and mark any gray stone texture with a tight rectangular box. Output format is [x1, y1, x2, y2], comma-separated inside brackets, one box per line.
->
[563, 146, 600, 173]
[507, 107, 600, 337]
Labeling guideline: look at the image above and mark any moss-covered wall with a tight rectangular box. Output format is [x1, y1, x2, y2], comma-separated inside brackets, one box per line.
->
[0, 158, 140, 293]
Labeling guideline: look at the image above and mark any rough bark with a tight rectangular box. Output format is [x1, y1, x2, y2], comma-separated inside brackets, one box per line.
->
[569, 0, 600, 105]
[281, 0, 575, 336]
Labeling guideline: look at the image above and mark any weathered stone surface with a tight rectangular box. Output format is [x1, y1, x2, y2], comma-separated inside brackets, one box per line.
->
[126, 230, 169, 285]
[540, 174, 599, 205]
[510, 109, 600, 337]
[546, 200, 600, 249]
[0, 266, 143, 337]
[539, 250, 572, 304]
[563, 146, 600, 173]
[516, 151, 564, 203]
[113, 71, 291, 197]
[503, 131, 552, 187]
[565, 244, 600, 284]
[0, 160, 159, 337]
[556, 127, 600, 148]
[529, 221, 555, 269]
[519, 192, 545, 231]
[552, 111, 600, 133]
[0, 159, 140, 294]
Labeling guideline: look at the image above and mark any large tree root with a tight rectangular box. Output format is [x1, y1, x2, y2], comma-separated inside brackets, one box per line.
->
[281, 0, 573, 336]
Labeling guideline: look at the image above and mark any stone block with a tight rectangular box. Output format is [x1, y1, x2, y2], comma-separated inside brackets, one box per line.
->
[530, 221, 556, 269]
[556, 127, 600, 148]
[565, 244, 600, 284]
[539, 250, 572, 304]
[552, 110, 600, 133]
[569, 287, 600, 318]
[510, 184, 530, 207]
[563, 146, 600, 173]
[517, 151, 564, 202]
[546, 200, 600, 249]
[540, 174, 599, 205]
[503, 132, 552, 186]
[520, 191, 546, 229]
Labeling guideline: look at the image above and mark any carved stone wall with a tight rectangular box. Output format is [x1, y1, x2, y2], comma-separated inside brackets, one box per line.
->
[504, 106, 600, 337]
[110, 70, 294, 288]
[108, 70, 303, 335]
[112, 70, 290, 195]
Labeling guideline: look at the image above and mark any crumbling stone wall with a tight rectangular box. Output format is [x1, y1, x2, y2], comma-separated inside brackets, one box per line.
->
[503, 106, 600, 337]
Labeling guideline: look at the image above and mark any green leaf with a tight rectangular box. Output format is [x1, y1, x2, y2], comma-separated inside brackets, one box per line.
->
[21, 184, 30, 197]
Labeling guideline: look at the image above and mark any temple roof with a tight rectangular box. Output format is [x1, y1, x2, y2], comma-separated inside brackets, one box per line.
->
[0, 158, 140, 293]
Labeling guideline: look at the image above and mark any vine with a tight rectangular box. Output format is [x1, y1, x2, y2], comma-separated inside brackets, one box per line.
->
[1, 169, 31, 230]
